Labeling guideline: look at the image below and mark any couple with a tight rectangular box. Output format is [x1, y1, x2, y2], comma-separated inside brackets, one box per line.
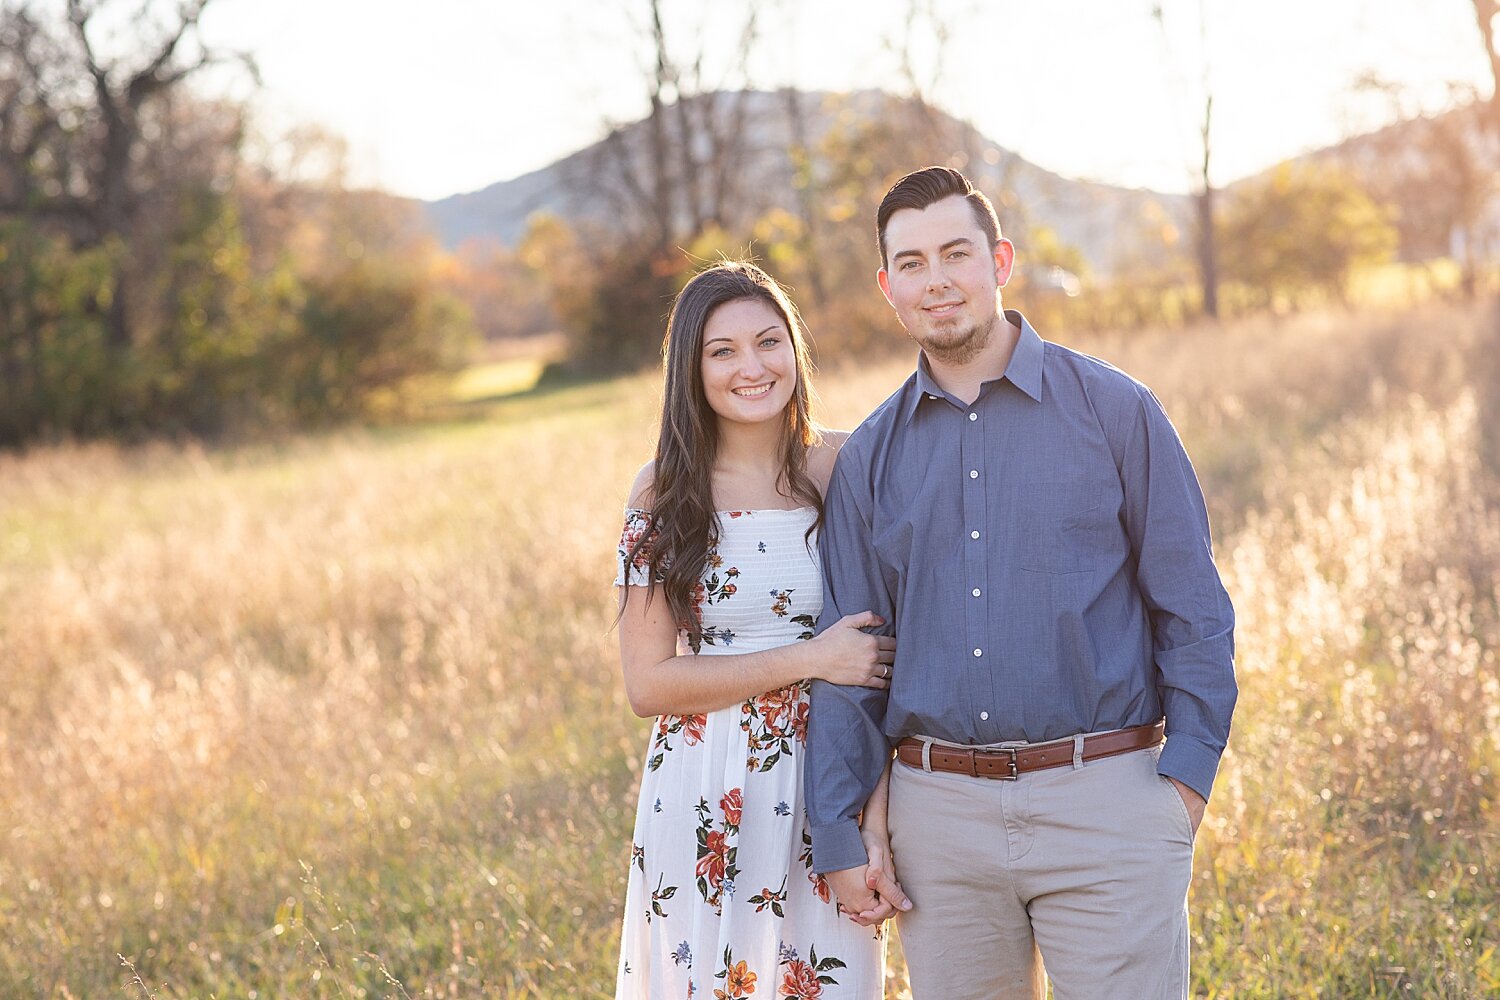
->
[613, 166, 1237, 1000]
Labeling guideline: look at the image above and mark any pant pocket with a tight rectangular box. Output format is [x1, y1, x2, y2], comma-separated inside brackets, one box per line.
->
[1158, 775, 1195, 844]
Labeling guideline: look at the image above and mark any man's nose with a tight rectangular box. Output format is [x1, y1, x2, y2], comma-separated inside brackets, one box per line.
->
[927, 262, 952, 290]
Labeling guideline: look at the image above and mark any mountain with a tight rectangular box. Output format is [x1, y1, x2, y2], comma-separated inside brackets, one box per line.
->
[423, 90, 1190, 278]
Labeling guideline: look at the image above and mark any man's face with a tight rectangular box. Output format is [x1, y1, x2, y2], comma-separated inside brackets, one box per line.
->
[877, 195, 1014, 364]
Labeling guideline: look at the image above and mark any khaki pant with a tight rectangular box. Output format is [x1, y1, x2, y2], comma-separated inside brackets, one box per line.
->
[888, 743, 1194, 1000]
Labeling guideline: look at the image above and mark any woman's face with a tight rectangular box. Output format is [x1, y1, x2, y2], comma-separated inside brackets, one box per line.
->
[698, 297, 797, 429]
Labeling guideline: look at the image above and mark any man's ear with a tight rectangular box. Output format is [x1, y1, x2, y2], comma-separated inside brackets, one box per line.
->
[876, 267, 896, 307]
[993, 239, 1016, 288]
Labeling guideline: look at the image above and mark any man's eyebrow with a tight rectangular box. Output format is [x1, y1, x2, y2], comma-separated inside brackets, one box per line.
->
[891, 237, 976, 261]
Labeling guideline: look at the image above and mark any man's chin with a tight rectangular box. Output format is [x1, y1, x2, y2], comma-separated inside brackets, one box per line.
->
[915, 326, 979, 357]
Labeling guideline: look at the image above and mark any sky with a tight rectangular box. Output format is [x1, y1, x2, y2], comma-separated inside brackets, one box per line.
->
[180, 0, 1499, 202]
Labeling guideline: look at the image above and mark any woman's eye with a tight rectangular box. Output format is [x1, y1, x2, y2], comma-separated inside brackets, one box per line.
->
[711, 348, 732, 358]
[760, 337, 780, 348]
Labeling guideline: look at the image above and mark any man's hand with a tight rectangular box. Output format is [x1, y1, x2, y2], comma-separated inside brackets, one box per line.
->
[1167, 777, 1206, 836]
[825, 866, 886, 926]
[858, 831, 912, 923]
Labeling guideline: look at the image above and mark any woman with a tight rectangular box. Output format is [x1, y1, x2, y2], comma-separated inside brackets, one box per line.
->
[614, 261, 900, 999]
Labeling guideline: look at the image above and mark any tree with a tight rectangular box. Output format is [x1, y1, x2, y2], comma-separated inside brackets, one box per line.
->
[555, 0, 771, 371]
[0, 4, 476, 444]
[1475, 0, 1500, 136]
[441, 240, 557, 342]
[1218, 163, 1396, 309]
[1153, 1, 1219, 319]
[1345, 77, 1499, 299]
[7, 0, 255, 350]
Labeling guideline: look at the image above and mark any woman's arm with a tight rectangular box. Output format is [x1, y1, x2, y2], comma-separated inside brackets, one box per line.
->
[617, 584, 892, 718]
[616, 454, 892, 718]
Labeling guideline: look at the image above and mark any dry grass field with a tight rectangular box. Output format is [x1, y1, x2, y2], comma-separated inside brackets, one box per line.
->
[2, 301, 1498, 997]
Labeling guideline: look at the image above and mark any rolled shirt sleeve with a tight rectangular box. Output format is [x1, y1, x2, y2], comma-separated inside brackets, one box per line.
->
[806, 455, 895, 873]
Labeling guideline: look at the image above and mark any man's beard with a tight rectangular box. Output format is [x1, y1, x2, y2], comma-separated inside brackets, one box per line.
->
[913, 309, 998, 366]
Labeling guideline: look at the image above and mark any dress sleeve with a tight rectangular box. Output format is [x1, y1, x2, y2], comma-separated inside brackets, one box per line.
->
[615, 508, 664, 588]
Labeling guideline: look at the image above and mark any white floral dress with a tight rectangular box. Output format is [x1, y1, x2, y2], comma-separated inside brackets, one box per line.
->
[614, 508, 883, 1000]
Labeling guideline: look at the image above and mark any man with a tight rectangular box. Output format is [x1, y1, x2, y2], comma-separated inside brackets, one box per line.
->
[806, 166, 1236, 999]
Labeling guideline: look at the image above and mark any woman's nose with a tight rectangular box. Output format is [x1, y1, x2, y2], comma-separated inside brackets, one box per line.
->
[738, 354, 767, 378]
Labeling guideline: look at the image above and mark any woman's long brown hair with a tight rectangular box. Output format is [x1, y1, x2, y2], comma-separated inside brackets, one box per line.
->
[624, 261, 823, 651]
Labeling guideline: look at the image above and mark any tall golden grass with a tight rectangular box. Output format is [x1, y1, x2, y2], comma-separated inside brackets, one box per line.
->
[2, 301, 1497, 997]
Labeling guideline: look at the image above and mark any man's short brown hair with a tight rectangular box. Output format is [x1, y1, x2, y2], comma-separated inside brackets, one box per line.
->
[876, 166, 1002, 269]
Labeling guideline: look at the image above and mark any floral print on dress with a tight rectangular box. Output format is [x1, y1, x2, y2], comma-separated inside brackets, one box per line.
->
[798, 828, 832, 907]
[616, 509, 665, 587]
[713, 946, 758, 999]
[691, 558, 742, 651]
[614, 508, 880, 999]
[648, 712, 708, 772]
[742, 682, 810, 773]
[777, 945, 847, 999]
[695, 792, 742, 913]
[770, 588, 817, 641]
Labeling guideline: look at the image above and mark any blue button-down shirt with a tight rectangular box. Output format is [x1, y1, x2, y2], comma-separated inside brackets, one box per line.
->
[805, 312, 1236, 873]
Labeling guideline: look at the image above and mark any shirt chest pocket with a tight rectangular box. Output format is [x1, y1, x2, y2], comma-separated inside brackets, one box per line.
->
[1017, 481, 1113, 574]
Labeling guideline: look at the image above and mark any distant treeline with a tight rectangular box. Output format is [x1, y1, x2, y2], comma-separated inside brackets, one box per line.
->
[499, 89, 1496, 380]
[3, 0, 1496, 447]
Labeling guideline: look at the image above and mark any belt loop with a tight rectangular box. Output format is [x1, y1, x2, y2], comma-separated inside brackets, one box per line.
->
[1071, 734, 1085, 769]
[921, 740, 933, 773]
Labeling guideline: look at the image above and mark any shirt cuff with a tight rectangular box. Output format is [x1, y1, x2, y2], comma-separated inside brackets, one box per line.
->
[1156, 733, 1224, 803]
[809, 819, 869, 874]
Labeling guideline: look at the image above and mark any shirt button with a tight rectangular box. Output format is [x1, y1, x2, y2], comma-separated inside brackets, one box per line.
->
[927, 393, 939, 400]
[969, 470, 979, 479]
[971, 530, 980, 540]
[968, 412, 977, 422]
[973, 648, 983, 657]
[972, 588, 981, 597]
[980, 711, 989, 721]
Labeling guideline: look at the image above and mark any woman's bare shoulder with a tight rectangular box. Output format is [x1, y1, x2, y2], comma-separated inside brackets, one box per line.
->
[627, 461, 656, 510]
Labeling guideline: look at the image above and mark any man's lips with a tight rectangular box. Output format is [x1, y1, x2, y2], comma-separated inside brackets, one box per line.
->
[923, 301, 963, 317]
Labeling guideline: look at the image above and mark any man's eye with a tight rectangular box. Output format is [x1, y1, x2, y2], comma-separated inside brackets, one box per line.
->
[900, 261, 920, 271]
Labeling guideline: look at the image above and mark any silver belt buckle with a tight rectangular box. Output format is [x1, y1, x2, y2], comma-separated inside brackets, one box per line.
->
[998, 746, 1018, 780]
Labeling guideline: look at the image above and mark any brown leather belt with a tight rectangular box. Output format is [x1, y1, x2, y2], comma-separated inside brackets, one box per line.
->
[895, 720, 1165, 780]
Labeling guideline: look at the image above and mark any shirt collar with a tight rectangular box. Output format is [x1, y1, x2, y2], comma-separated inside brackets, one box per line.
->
[1004, 310, 1045, 403]
[901, 309, 1044, 424]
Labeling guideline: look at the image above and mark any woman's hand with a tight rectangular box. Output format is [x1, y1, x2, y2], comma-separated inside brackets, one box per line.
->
[808, 611, 896, 689]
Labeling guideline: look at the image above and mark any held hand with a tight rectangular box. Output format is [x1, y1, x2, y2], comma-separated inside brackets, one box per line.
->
[824, 866, 883, 926]
[1167, 777, 1207, 836]
[810, 611, 896, 689]
[858, 829, 911, 923]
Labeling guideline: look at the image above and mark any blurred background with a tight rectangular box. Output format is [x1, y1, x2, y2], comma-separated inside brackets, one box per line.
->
[2, 0, 1499, 996]
[1, 0, 1497, 439]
